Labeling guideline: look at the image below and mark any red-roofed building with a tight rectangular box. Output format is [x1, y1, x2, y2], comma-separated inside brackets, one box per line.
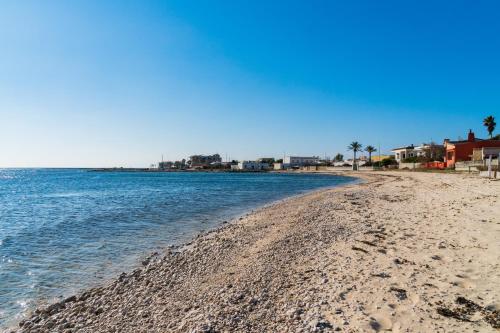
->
[444, 130, 500, 168]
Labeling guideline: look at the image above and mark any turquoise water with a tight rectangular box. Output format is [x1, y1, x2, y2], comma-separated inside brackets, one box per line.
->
[0, 169, 355, 327]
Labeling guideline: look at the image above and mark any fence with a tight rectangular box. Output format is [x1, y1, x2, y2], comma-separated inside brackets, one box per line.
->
[398, 162, 423, 170]
[455, 160, 498, 172]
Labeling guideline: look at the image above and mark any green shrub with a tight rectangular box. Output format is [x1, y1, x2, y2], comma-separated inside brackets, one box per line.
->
[373, 158, 398, 167]
[402, 156, 419, 163]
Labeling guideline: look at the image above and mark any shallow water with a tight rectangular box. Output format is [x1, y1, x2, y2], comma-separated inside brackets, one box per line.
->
[0, 169, 355, 326]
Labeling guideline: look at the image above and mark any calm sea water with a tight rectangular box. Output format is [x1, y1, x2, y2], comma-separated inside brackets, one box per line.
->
[0, 169, 355, 327]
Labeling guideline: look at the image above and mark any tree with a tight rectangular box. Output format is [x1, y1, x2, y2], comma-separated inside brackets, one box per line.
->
[258, 158, 275, 164]
[334, 153, 344, 162]
[364, 145, 377, 163]
[347, 142, 362, 170]
[483, 115, 496, 138]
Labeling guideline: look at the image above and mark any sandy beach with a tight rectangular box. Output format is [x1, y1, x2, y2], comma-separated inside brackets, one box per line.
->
[15, 171, 499, 333]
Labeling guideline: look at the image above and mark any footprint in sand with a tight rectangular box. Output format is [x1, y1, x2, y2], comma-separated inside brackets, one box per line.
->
[369, 314, 392, 331]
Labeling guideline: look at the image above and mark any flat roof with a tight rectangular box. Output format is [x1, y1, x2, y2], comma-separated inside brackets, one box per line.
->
[391, 146, 415, 151]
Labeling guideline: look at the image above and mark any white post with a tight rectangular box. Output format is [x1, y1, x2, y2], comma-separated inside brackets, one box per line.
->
[488, 155, 492, 178]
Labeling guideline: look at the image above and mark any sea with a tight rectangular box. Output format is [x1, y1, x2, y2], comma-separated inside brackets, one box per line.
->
[0, 169, 355, 327]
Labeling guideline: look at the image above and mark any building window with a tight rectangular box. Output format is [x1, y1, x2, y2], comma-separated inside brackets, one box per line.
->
[447, 152, 454, 160]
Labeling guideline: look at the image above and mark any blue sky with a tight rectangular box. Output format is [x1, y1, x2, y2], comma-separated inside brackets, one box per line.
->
[1, 0, 498, 167]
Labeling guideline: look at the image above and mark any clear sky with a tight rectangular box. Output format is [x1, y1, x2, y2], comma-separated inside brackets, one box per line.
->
[1, 0, 498, 167]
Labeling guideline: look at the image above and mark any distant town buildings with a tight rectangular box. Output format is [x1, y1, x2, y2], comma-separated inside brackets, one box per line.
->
[273, 163, 284, 170]
[188, 154, 222, 168]
[256, 158, 275, 165]
[235, 161, 270, 171]
[153, 126, 499, 173]
[343, 159, 367, 167]
[283, 156, 320, 168]
[158, 159, 186, 170]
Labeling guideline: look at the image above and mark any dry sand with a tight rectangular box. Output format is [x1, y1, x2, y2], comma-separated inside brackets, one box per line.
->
[14, 171, 500, 332]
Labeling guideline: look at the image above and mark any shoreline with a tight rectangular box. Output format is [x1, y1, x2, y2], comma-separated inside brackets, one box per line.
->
[12, 171, 500, 332]
[4, 172, 358, 331]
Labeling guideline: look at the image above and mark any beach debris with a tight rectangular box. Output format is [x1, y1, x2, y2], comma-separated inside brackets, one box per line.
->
[389, 287, 407, 300]
[393, 257, 414, 265]
[437, 297, 500, 329]
[339, 289, 351, 300]
[371, 272, 391, 278]
[315, 319, 333, 330]
[351, 246, 368, 254]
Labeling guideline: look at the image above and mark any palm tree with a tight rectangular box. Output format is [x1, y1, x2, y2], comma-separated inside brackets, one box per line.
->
[483, 115, 496, 138]
[365, 145, 377, 163]
[348, 142, 362, 170]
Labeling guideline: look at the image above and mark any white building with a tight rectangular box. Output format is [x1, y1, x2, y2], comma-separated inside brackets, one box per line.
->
[391, 145, 416, 163]
[343, 159, 367, 166]
[236, 161, 269, 171]
[392, 143, 445, 163]
[283, 156, 320, 168]
[273, 163, 284, 170]
[333, 161, 347, 167]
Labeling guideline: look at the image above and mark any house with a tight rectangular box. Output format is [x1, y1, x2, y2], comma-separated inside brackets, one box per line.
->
[273, 163, 284, 170]
[444, 130, 500, 168]
[472, 147, 500, 161]
[391, 145, 417, 163]
[236, 161, 269, 171]
[392, 143, 444, 163]
[414, 143, 445, 161]
[283, 156, 320, 168]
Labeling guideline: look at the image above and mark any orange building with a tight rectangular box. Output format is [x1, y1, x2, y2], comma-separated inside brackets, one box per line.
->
[444, 130, 500, 168]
